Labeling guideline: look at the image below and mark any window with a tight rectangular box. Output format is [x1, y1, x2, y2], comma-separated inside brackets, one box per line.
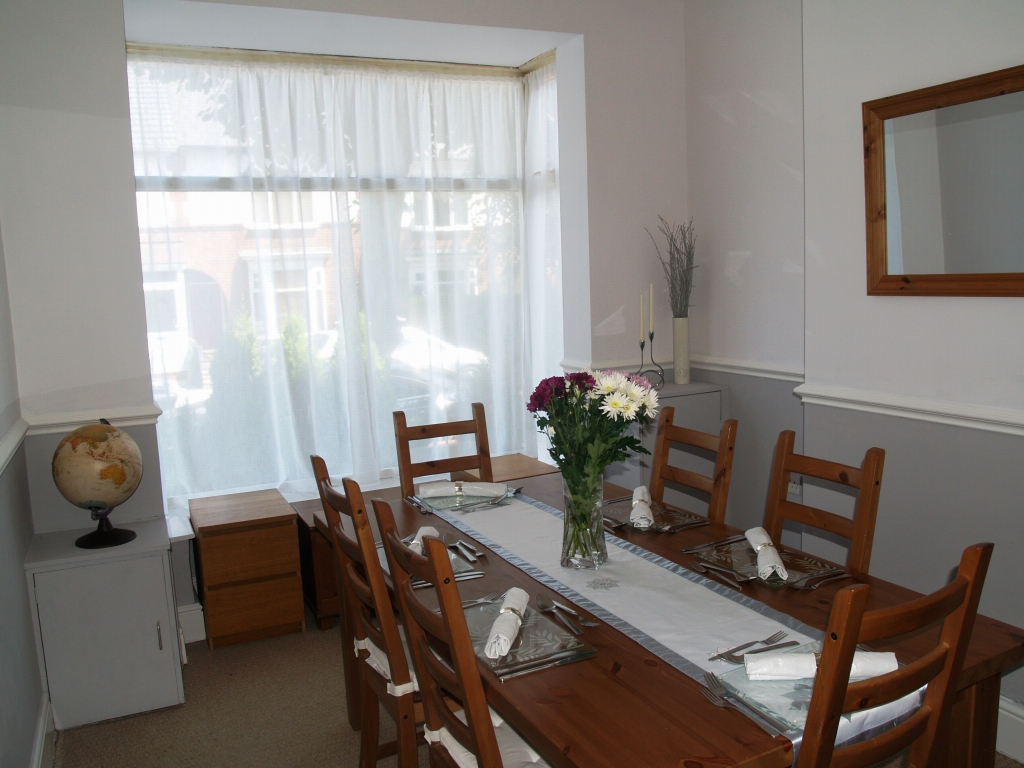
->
[128, 49, 562, 500]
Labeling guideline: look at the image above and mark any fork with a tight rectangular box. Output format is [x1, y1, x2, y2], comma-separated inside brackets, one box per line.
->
[708, 630, 787, 662]
[461, 590, 502, 608]
[718, 639, 801, 664]
[703, 673, 792, 732]
[700, 688, 784, 734]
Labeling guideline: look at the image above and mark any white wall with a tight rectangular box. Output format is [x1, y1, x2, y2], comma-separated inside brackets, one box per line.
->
[0, 0, 154, 419]
[802, 0, 1024, 410]
[683, 0, 805, 375]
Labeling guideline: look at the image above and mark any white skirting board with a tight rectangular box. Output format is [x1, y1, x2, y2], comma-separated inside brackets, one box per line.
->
[30, 696, 54, 768]
[999, 696, 1024, 762]
[178, 603, 206, 644]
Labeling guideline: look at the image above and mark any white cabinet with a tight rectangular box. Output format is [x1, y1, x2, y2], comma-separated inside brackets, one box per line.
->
[25, 519, 184, 729]
[605, 380, 726, 515]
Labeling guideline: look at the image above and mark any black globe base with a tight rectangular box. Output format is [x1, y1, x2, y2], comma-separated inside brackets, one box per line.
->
[75, 515, 137, 549]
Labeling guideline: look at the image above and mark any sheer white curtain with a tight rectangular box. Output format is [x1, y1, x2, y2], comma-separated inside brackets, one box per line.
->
[523, 63, 563, 458]
[127, 50, 561, 501]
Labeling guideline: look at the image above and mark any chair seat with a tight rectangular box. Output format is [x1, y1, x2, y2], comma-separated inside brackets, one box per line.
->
[426, 706, 550, 768]
[357, 629, 419, 696]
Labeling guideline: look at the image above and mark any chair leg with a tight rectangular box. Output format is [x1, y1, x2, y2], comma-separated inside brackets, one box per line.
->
[359, 675, 380, 768]
[396, 697, 419, 768]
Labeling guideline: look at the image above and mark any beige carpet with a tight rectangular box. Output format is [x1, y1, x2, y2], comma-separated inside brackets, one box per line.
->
[53, 616, 1022, 768]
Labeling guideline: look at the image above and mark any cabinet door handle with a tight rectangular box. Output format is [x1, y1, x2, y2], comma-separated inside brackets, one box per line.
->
[157, 621, 163, 651]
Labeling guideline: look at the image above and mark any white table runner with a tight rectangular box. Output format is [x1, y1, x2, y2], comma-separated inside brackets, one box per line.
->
[431, 494, 921, 754]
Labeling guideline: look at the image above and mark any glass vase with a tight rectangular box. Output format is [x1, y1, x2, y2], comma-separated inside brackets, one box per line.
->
[560, 476, 607, 569]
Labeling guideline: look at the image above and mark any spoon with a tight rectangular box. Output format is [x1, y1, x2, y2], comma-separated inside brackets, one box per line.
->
[536, 594, 582, 635]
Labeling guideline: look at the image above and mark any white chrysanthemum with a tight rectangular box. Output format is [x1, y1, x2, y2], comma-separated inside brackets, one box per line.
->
[643, 388, 659, 414]
[621, 398, 639, 421]
[625, 381, 646, 402]
[605, 370, 629, 389]
[545, 426, 555, 437]
[600, 392, 627, 420]
[593, 374, 619, 396]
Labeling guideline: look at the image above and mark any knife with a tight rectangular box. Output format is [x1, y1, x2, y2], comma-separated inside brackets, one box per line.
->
[412, 572, 485, 589]
[498, 649, 597, 681]
[680, 534, 746, 554]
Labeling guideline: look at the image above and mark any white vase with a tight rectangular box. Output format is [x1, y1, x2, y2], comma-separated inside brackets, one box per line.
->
[673, 317, 690, 385]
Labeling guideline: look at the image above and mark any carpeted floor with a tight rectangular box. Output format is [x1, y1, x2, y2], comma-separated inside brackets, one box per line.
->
[52, 614, 1023, 768]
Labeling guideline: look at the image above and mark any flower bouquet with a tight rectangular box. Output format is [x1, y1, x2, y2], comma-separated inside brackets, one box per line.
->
[528, 370, 659, 568]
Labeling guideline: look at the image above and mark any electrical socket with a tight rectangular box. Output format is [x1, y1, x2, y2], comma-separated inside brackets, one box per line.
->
[787, 479, 802, 497]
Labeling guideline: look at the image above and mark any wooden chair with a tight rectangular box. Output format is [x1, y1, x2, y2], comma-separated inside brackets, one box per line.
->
[394, 402, 493, 499]
[798, 542, 993, 768]
[313, 461, 423, 768]
[763, 430, 885, 576]
[647, 407, 738, 524]
[310, 456, 362, 732]
[374, 498, 550, 768]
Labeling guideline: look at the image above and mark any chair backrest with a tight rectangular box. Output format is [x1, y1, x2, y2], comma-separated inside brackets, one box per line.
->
[394, 402, 494, 498]
[648, 406, 738, 524]
[763, 430, 885, 576]
[798, 542, 992, 768]
[312, 458, 414, 695]
[374, 498, 503, 768]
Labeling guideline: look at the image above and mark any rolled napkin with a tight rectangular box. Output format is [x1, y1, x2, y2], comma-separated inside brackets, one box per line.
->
[417, 481, 507, 499]
[483, 587, 529, 659]
[745, 527, 789, 581]
[408, 526, 440, 555]
[630, 486, 654, 529]
[746, 651, 899, 681]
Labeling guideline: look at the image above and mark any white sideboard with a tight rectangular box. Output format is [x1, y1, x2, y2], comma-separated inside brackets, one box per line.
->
[24, 518, 184, 729]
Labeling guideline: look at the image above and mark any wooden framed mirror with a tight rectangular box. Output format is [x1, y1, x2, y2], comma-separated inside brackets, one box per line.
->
[864, 63, 1024, 296]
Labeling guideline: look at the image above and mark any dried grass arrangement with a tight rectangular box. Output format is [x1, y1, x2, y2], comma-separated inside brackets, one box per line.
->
[648, 217, 696, 319]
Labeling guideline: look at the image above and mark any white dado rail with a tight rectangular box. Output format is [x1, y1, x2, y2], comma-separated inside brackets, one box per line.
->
[794, 382, 1024, 438]
[0, 403, 163, 477]
[564, 354, 805, 384]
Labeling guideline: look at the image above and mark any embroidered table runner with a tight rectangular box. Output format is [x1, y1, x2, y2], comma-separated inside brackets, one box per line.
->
[431, 494, 921, 753]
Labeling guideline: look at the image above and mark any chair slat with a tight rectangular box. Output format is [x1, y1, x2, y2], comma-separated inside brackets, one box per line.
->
[405, 418, 477, 440]
[843, 646, 947, 711]
[831, 708, 931, 768]
[858, 577, 967, 643]
[662, 465, 715, 495]
[787, 453, 863, 487]
[665, 423, 721, 453]
[409, 454, 486, 478]
[776, 500, 856, 539]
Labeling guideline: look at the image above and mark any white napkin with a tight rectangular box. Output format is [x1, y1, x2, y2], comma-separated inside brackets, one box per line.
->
[483, 587, 529, 659]
[745, 527, 789, 581]
[629, 486, 654, 529]
[408, 526, 440, 555]
[745, 651, 899, 681]
[417, 481, 507, 499]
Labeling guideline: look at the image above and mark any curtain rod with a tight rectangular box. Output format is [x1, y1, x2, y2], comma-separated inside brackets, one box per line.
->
[127, 43, 554, 79]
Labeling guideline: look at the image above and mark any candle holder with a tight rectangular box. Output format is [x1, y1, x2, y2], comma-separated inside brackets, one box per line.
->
[635, 331, 665, 390]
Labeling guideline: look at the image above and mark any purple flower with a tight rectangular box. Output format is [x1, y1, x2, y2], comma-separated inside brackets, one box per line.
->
[628, 374, 653, 390]
[565, 371, 596, 390]
[527, 376, 566, 412]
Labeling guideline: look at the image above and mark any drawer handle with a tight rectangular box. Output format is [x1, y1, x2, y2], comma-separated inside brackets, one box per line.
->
[157, 621, 163, 651]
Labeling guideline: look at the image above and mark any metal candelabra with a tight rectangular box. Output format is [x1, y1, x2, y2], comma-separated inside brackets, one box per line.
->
[635, 330, 665, 390]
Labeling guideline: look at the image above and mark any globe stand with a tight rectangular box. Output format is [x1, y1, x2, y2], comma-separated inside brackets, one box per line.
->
[75, 507, 137, 549]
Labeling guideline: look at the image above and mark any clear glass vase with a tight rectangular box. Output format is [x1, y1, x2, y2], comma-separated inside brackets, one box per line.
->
[560, 476, 607, 569]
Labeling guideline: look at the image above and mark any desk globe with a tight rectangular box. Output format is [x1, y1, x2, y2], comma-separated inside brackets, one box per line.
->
[52, 420, 144, 549]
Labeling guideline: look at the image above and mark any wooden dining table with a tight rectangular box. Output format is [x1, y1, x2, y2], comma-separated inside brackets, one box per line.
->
[303, 471, 1024, 768]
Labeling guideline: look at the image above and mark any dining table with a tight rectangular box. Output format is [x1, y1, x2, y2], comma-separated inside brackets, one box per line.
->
[312, 470, 1024, 768]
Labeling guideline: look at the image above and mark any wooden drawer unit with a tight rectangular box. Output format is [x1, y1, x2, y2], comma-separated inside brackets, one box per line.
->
[190, 490, 304, 649]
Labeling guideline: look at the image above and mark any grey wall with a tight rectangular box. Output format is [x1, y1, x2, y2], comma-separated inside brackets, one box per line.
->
[25, 423, 164, 535]
[0, 447, 42, 768]
[0, 213, 41, 765]
[802, 403, 1024, 700]
[690, 368, 804, 532]
[889, 109, 946, 274]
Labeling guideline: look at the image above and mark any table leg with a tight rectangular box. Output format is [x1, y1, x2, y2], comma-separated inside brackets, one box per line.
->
[946, 675, 1000, 768]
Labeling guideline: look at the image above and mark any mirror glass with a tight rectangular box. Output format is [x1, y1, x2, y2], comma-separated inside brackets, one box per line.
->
[884, 90, 1024, 275]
